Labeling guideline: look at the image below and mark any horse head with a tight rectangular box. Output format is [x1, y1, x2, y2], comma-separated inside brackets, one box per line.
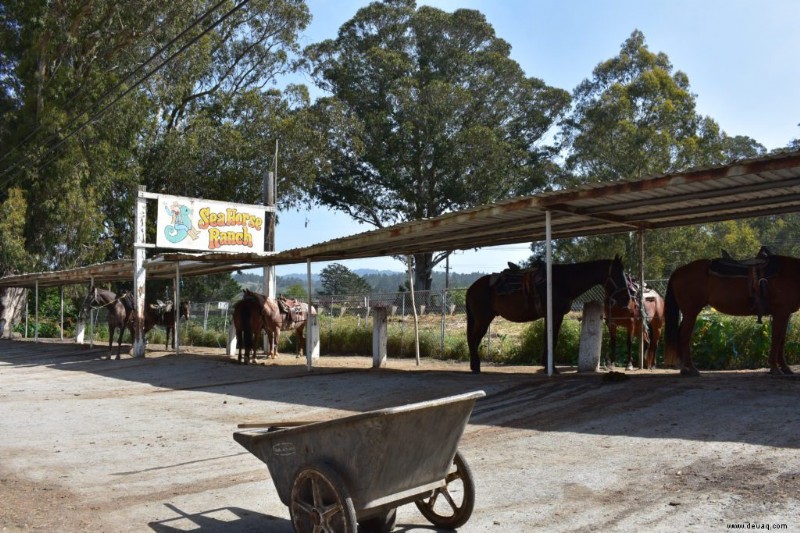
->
[80, 286, 98, 318]
[605, 255, 632, 308]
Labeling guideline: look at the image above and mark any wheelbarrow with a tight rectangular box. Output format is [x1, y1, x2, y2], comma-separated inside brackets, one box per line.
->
[233, 390, 485, 532]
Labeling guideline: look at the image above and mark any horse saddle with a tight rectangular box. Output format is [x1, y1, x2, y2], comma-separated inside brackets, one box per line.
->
[708, 246, 777, 323]
[149, 300, 173, 318]
[278, 296, 307, 326]
[489, 262, 546, 314]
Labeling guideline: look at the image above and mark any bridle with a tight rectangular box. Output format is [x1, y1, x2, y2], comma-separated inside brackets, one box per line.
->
[86, 289, 132, 311]
[604, 263, 632, 308]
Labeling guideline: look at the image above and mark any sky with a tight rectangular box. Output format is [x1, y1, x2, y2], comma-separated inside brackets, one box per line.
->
[271, 0, 800, 276]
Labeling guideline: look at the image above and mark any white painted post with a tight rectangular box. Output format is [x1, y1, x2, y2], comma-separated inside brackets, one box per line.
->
[132, 186, 148, 358]
[305, 259, 319, 369]
[372, 304, 388, 368]
[578, 301, 604, 372]
[227, 321, 237, 357]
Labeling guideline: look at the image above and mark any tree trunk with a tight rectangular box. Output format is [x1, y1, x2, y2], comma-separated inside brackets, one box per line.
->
[0, 287, 27, 338]
[413, 252, 434, 292]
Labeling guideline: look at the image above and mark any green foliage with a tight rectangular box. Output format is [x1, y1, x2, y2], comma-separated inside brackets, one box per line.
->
[319, 263, 372, 295]
[282, 284, 308, 299]
[0, 0, 312, 272]
[0, 188, 33, 274]
[306, 0, 570, 290]
[542, 30, 772, 276]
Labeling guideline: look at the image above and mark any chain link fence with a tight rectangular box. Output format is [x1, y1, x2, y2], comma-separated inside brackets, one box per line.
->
[74, 280, 669, 357]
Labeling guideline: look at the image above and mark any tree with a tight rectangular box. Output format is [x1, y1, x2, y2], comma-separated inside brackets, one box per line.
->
[305, 0, 570, 290]
[0, 0, 313, 268]
[0, 0, 314, 316]
[319, 263, 372, 295]
[551, 30, 770, 276]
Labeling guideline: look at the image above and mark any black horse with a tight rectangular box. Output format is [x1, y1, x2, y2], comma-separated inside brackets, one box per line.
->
[465, 256, 629, 373]
[144, 300, 190, 350]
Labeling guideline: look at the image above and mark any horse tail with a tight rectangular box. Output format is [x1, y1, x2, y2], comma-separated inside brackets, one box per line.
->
[664, 276, 680, 367]
[241, 302, 253, 352]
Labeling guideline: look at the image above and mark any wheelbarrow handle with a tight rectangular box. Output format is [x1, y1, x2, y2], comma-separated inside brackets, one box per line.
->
[237, 420, 321, 429]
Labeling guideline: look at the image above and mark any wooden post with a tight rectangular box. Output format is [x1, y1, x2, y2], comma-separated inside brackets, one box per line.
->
[578, 301, 604, 372]
[372, 304, 388, 368]
[546, 210, 554, 376]
[306, 259, 319, 369]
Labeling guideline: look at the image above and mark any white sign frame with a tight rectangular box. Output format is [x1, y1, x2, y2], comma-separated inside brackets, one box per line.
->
[155, 194, 273, 253]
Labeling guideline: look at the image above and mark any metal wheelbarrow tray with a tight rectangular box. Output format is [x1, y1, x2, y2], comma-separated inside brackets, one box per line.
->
[234, 390, 485, 532]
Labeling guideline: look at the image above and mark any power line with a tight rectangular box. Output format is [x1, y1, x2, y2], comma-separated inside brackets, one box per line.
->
[0, 0, 250, 189]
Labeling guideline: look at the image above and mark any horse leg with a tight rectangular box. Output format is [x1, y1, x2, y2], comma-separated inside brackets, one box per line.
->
[116, 324, 125, 360]
[645, 323, 661, 369]
[106, 326, 115, 360]
[607, 324, 617, 369]
[625, 328, 634, 370]
[769, 313, 793, 375]
[678, 311, 700, 377]
[296, 325, 305, 359]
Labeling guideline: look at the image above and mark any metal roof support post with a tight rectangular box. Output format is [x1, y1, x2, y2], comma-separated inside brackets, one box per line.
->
[60, 286, 64, 341]
[638, 229, 645, 370]
[407, 256, 420, 366]
[89, 277, 94, 347]
[546, 210, 554, 376]
[34, 280, 39, 342]
[263, 170, 276, 354]
[174, 263, 181, 356]
[132, 186, 147, 358]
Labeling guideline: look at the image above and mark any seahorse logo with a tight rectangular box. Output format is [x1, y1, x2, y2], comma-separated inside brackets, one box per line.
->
[164, 201, 201, 243]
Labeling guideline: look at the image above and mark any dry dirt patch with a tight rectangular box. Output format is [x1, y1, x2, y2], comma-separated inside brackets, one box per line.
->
[1, 338, 799, 532]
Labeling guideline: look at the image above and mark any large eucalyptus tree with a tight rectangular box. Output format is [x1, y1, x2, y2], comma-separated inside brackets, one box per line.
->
[305, 0, 570, 290]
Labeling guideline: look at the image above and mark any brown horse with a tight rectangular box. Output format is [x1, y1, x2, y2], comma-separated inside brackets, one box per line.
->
[232, 292, 265, 364]
[466, 256, 629, 373]
[81, 286, 135, 360]
[605, 274, 665, 370]
[664, 254, 800, 376]
[262, 294, 316, 359]
[144, 300, 190, 350]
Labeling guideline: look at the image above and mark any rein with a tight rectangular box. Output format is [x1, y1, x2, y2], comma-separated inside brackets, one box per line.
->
[88, 291, 132, 311]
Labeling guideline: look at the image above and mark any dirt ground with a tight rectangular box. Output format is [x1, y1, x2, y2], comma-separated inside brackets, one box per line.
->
[1, 338, 799, 532]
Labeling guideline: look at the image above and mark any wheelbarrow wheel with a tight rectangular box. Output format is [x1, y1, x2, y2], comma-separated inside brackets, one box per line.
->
[414, 450, 475, 529]
[358, 508, 397, 533]
[290, 463, 357, 533]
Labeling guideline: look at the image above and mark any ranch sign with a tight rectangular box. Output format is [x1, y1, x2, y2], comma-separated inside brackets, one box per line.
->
[155, 194, 268, 253]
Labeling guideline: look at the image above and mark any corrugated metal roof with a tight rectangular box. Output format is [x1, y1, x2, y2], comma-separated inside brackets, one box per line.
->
[3, 149, 800, 288]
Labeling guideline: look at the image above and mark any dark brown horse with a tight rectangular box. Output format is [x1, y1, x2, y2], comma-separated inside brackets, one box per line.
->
[665, 254, 800, 376]
[232, 291, 264, 364]
[81, 286, 135, 360]
[466, 256, 629, 373]
[605, 274, 665, 370]
[144, 300, 190, 350]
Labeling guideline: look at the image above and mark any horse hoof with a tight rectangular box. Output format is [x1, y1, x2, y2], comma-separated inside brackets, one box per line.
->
[679, 367, 701, 377]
